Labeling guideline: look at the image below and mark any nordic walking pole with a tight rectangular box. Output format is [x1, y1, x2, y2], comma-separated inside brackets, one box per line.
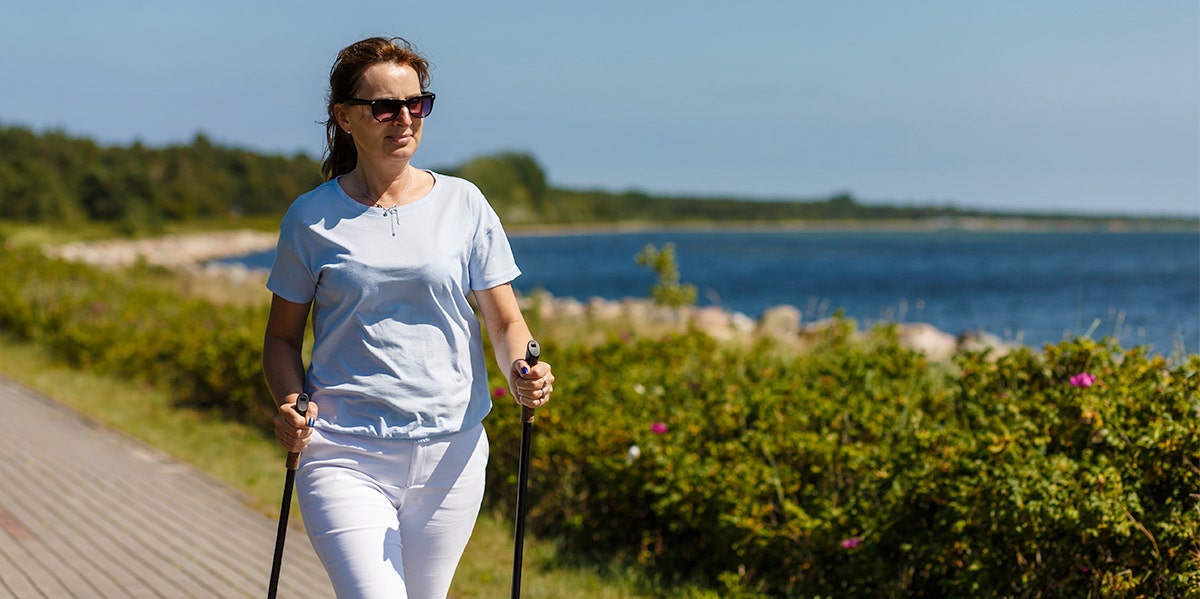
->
[267, 392, 309, 599]
[511, 340, 540, 599]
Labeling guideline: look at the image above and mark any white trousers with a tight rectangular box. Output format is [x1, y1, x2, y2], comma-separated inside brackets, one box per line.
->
[296, 423, 489, 599]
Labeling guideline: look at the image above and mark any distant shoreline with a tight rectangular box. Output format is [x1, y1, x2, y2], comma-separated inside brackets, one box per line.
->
[506, 217, 1199, 238]
[41, 217, 1198, 271]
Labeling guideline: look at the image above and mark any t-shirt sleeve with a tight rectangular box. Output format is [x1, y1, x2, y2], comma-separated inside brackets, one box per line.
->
[469, 221, 522, 291]
[266, 218, 318, 304]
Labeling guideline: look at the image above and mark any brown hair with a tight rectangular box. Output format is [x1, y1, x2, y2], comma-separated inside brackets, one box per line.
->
[321, 37, 432, 180]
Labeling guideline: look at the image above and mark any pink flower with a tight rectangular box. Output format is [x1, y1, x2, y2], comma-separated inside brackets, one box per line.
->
[840, 537, 862, 549]
[492, 387, 508, 398]
[1069, 372, 1096, 388]
[651, 422, 668, 435]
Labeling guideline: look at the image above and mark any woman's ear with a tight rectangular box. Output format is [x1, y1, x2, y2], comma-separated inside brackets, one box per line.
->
[333, 103, 353, 134]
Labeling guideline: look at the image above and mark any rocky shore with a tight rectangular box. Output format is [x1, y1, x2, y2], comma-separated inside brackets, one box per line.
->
[529, 293, 1014, 360]
[45, 230, 1014, 360]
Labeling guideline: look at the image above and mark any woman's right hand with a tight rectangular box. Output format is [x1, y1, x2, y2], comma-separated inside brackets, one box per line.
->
[274, 395, 318, 453]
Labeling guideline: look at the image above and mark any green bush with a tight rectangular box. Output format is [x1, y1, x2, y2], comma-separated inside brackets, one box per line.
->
[0, 246, 274, 426]
[487, 329, 1199, 597]
[635, 243, 698, 309]
[2, 245, 1197, 597]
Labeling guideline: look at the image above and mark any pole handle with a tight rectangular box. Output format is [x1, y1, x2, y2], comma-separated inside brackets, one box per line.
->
[285, 393, 309, 470]
[521, 341, 539, 424]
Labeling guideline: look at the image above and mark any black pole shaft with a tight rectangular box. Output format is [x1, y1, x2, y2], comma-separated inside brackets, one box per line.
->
[511, 419, 533, 599]
[511, 341, 539, 599]
[267, 393, 308, 599]
[267, 469, 296, 599]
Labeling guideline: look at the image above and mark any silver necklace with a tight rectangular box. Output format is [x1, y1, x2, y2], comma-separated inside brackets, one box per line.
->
[355, 170, 412, 211]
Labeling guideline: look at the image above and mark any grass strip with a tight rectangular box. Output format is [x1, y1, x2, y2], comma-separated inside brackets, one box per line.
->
[0, 332, 652, 598]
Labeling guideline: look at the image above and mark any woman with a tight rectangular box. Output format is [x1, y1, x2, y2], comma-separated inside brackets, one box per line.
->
[262, 36, 554, 598]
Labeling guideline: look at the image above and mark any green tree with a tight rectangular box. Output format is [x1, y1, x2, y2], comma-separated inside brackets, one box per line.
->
[635, 242, 697, 308]
[453, 151, 547, 223]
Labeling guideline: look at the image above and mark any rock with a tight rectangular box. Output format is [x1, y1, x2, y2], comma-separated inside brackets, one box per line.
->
[797, 318, 854, 345]
[759, 305, 802, 340]
[730, 312, 757, 334]
[588, 297, 624, 321]
[623, 298, 680, 325]
[898, 322, 958, 361]
[549, 297, 586, 321]
[957, 330, 1015, 358]
[690, 306, 734, 340]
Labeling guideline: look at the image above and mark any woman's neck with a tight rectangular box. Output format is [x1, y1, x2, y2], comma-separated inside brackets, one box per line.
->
[347, 165, 417, 210]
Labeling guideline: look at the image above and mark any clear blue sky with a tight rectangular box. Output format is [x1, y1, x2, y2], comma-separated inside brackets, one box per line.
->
[2, 1, 1196, 216]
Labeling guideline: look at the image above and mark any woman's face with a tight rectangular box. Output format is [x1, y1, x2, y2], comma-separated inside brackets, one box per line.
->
[335, 62, 426, 165]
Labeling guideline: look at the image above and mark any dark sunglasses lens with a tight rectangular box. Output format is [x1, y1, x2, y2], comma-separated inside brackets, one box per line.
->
[371, 100, 405, 122]
[409, 95, 434, 118]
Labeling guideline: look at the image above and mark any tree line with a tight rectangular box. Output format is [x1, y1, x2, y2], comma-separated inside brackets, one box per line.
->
[0, 124, 1184, 233]
[0, 125, 322, 232]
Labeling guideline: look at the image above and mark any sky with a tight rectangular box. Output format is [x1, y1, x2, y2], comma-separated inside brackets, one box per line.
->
[2, 1, 1197, 217]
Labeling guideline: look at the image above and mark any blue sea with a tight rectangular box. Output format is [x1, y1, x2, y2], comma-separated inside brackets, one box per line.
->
[225, 229, 1199, 356]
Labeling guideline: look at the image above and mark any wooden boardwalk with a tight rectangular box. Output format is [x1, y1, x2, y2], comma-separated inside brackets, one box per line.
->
[0, 376, 334, 598]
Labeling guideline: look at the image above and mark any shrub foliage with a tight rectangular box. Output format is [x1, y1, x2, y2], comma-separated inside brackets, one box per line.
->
[2, 245, 1197, 597]
[486, 331, 1199, 596]
[0, 246, 274, 425]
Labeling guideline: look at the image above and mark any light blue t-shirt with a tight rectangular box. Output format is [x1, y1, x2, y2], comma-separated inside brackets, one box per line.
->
[267, 171, 521, 439]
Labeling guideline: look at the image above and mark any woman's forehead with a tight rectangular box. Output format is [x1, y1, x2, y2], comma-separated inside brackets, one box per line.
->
[356, 62, 421, 94]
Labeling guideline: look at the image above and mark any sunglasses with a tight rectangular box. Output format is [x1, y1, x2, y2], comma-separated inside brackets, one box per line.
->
[343, 92, 436, 121]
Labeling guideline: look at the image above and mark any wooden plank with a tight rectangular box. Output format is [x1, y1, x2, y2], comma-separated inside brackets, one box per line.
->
[0, 506, 37, 542]
[0, 534, 44, 598]
[0, 375, 334, 597]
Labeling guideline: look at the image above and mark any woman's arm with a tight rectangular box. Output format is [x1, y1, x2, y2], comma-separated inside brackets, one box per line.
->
[473, 283, 554, 409]
[263, 293, 317, 451]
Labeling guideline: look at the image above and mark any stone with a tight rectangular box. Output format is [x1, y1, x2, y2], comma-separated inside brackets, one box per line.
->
[957, 330, 1015, 358]
[898, 322, 958, 361]
[759, 304, 802, 340]
[690, 305, 734, 340]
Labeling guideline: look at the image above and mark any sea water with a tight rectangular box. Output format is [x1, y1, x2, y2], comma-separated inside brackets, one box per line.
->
[224, 230, 1199, 355]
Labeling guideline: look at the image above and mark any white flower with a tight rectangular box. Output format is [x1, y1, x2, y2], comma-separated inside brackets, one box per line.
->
[626, 445, 641, 463]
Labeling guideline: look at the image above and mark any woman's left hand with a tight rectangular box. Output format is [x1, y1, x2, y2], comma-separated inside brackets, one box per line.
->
[510, 358, 554, 410]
